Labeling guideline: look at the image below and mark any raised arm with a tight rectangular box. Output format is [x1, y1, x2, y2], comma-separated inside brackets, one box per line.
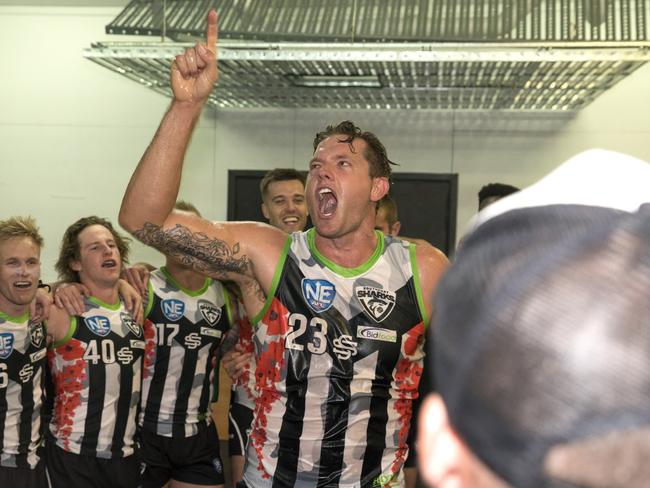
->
[119, 10, 284, 291]
[119, 10, 218, 233]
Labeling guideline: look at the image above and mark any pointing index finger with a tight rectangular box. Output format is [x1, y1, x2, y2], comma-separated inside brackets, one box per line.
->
[206, 9, 218, 53]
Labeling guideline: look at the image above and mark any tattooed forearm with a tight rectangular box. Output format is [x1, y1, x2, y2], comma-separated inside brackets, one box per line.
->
[133, 222, 252, 278]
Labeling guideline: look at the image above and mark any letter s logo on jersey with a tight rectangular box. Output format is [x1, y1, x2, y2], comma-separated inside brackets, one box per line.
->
[0, 333, 14, 359]
[84, 316, 111, 337]
[161, 299, 185, 321]
[333, 334, 358, 360]
[301, 278, 336, 313]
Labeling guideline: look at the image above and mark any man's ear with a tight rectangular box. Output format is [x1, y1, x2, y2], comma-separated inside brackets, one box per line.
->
[370, 177, 389, 203]
[390, 220, 401, 237]
[418, 394, 467, 487]
[261, 202, 270, 220]
[70, 260, 81, 272]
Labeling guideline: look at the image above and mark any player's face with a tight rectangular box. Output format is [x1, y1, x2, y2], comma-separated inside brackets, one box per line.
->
[71, 225, 122, 288]
[307, 135, 387, 239]
[374, 207, 398, 236]
[262, 179, 308, 233]
[0, 237, 41, 314]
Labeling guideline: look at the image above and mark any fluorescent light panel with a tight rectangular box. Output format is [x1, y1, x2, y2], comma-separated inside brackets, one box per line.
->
[289, 74, 382, 88]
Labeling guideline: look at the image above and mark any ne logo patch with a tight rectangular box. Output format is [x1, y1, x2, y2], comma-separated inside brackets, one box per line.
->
[198, 301, 221, 326]
[0, 332, 14, 359]
[301, 278, 336, 313]
[161, 299, 185, 321]
[355, 286, 396, 322]
[84, 315, 111, 337]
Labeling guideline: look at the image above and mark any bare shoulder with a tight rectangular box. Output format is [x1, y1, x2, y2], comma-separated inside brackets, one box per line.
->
[414, 242, 449, 279]
[413, 242, 449, 318]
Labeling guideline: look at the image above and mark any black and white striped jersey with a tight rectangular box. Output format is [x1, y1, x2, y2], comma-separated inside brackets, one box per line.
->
[140, 268, 232, 437]
[48, 297, 144, 459]
[0, 311, 46, 469]
[243, 230, 427, 488]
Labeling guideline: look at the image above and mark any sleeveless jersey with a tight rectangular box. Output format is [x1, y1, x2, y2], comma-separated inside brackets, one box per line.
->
[140, 268, 232, 437]
[0, 311, 46, 469]
[230, 298, 257, 410]
[48, 297, 144, 458]
[243, 230, 427, 488]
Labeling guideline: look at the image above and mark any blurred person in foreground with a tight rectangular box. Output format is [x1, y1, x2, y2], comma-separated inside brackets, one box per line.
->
[419, 149, 650, 488]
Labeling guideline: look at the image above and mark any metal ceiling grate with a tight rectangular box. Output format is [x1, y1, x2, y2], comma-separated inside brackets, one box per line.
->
[107, 0, 650, 42]
[95, 1, 650, 110]
[84, 41, 649, 110]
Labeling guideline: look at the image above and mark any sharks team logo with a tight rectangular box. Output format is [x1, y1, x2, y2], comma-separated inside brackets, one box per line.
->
[161, 299, 185, 321]
[0, 333, 14, 359]
[121, 312, 141, 337]
[355, 286, 396, 323]
[85, 315, 111, 337]
[301, 278, 336, 313]
[29, 324, 44, 348]
[198, 300, 221, 326]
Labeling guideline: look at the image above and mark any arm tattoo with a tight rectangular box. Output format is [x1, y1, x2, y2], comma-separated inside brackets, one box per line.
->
[133, 222, 252, 279]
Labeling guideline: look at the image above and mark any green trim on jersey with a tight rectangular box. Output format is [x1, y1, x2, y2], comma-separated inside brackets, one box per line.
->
[409, 243, 429, 329]
[0, 310, 29, 323]
[222, 286, 233, 326]
[307, 228, 385, 277]
[144, 279, 155, 319]
[88, 296, 120, 311]
[251, 236, 292, 325]
[52, 316, 77, 348]
[160, 267, 211, 297]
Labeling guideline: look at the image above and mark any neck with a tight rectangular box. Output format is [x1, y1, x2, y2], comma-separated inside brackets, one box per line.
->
[84, 282, 120, 306]
[314, 227, 379, 269]
[0, 296, 28, 319]
[164, 261, 207, 291]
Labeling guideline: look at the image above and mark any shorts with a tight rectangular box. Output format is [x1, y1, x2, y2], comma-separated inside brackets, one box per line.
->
[140, 421, 225, 487]
[228, 402, 254, 457]
[45, 439, 140, 488]
[0, 459, 47, 488]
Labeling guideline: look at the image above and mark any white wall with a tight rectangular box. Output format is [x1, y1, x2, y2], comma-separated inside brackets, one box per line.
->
[2, 5, 650, 281]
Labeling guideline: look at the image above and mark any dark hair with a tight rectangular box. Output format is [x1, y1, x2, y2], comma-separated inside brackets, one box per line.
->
[377, 194, 399, 225]
[313, 121, 396, 179]
[259, 168, 306, 200]
[478, 183, 520, 208]
[55, 216, 130, 283]
[174, 200, 202, 217]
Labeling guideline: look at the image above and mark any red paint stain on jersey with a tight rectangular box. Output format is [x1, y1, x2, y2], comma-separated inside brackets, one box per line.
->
[391, 321, 425, 475]
[142, 319, 156, 379]
[250, 298, 289, 476]
[49, 338, 88, 451]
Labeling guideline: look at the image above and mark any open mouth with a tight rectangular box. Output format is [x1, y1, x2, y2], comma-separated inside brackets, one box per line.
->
[283, 216, 299, 225]
[102, 259, 117, 269]
[318, 187, 338, 217]
[13, 281, 32, 290]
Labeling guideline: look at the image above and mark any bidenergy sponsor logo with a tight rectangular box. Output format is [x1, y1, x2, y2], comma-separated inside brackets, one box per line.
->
[356, 326, 397, 343]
